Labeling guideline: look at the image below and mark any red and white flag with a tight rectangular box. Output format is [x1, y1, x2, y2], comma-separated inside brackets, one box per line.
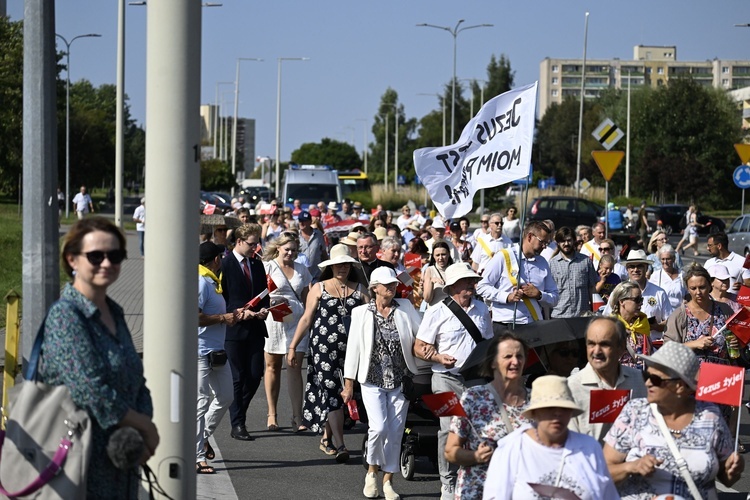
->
[422, 392, 467, 418]
[269, 302, 293, 322]
[588, 389, 631, 424]
[245, 276, 278, 309]
[724, 307, 750, 345]
[203, 203, 216, 215]
[696, 363, 745, 407]
[736, 286, 750, 307]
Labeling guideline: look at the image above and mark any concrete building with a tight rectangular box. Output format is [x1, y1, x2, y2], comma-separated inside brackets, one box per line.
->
[539, 45, 750, 117]
[199, 104, 256, 181]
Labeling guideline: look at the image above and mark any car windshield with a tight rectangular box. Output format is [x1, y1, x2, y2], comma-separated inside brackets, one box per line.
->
[286, 184, 339, 206]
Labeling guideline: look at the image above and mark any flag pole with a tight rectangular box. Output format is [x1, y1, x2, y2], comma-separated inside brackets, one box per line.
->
[512, 172, 533, 327]
[735, 381, 744, 455]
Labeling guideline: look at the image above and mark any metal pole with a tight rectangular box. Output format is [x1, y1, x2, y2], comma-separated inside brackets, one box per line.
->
[115, 0, 126, 228]
[231, 58, 262, 196]
[743, 189, 745, 216]
[575, 12, 589, 197]
[275, 57, 309, 201]
[625, 69, 631, 198]
[22, 0, 59, 362]
[394, 107, 399, 190]
[144, 0, 200, 497]
[605, 181, 609, 239]
[442, 96, 446, 147]
[383, 114, 389, 187]
[451, 22, 460, 143]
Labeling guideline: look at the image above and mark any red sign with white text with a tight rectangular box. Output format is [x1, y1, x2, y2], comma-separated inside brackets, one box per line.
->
[589, 389, 631, 424]
[422, 392, 467, 418]
[404, 252, 422, 270]
[725, 307, 750, 345]
[696, 363, 745, 407]
[736, 286, 750, 307]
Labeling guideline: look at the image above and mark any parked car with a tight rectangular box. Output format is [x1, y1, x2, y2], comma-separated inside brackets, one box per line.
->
[727, 215, 750, 256]
[200, 191, 231, 213]
[527, 196, 603, 230]
[645, 205, 725, 236]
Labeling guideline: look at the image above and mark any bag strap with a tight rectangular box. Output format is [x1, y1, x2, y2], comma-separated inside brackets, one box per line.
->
[0, 432, 72, 498]
[443, 297, 484, 345]
[649, 403, 703, 500]
[485, 383, 514, 432]
[24, 320, 47, 381]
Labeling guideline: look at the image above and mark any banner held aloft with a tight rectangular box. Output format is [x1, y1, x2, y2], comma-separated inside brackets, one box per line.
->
[413, 82, 538, 220]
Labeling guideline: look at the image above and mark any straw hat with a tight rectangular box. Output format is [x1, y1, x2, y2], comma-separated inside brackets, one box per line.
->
[444, 263, 481, 288]
[624, 249, 651, 266]
[373, 227, 387, 241]
[406, 221, 422, 232]
[317, 244, 360, 270]
[638, 341, 699, 389]
[521, 375, 583, 419]
[340, 232, 360, 247]
[200, 214, 242, 234]
[370, 267, 399, 286]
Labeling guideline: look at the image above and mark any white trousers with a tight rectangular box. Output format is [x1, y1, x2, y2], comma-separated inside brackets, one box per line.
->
[196, 355, 234, 462]
[361, 382, 409, 474]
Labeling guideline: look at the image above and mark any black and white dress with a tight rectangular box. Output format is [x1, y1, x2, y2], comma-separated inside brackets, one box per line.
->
[302, 282, 365, 433]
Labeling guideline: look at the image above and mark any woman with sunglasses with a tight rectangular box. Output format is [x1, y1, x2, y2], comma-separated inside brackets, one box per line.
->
[664, 264, 736, 364]
[39, 217, 158, 498]
[603, 342, 744, 499]
[608, 281, 651, 369]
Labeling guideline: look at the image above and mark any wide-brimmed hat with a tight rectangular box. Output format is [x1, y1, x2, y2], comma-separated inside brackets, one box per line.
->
[624, 249, 651, 266]
[318, 244, 360, 270]
[200, 214, 242, 234]
[521, 375, 583, 419]
[370, 267, 399, 286]
[406, 221, 421, 232]
[444, 263, 481, 287]
[340, 232, 360, 247]
[327, 201, 339, 211]
[638, 341, 699, 389]
[373, 227, 387, 241]
[432, 216, 446, 230]
[708, 264, 731, 280]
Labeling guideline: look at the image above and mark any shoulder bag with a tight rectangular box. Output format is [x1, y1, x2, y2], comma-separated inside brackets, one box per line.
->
[650, 403, 702, 500]
[0, 310, 92, 499]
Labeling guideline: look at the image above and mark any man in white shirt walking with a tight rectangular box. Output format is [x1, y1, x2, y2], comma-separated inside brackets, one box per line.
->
[133, 197, 146, 257]
[71, 185, 94, 220]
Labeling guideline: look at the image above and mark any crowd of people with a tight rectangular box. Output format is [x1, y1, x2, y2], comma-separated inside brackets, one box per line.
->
[42, 196, 749, 498]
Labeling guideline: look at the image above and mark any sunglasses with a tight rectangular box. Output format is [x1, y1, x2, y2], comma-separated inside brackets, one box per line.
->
[82, 249, 127, 266]
[642, 371, 680, 387]
[553, 348, 578, 358]
[622, 296, 644, 304]
[599, 246, 612, 251]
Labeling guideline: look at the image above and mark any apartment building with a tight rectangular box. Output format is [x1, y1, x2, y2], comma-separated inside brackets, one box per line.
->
[539, 45, 750, 118]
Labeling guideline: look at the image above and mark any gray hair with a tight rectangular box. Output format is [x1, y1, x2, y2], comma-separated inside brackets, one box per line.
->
[490, 212, 504, 221]
[586, 317, 627, 348]
[657, 243, 675, 258]
[608, 281, 641, 316]
[380, 236, 401, 252]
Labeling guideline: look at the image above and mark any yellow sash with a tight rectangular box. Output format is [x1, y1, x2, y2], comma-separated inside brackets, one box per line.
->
[583, 242, 601, 262]
[198, 265, 223, 294]
[477, 237, 495, 259]
[501, 249, 540, 321]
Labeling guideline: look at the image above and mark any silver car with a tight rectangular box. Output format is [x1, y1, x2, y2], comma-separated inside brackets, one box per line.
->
[727, 214, 750, 256]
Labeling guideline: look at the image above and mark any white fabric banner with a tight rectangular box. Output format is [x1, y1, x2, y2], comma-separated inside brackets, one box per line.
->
[414, 82, 538, 219]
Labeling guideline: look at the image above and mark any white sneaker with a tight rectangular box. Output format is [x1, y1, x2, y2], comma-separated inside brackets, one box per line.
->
[383, 480, 400, 500]
[440, 484, 455, 500]
[363, 472, 379, 498]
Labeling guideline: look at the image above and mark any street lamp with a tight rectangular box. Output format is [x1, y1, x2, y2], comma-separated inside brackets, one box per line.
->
[55, 32, 101, 219]
[417, 20, 493, 143]
[355, 118, 368, 174]
[379, 114, 389, 187]
[231, 57, 263, 195]
[389, 104, 400, 191]
[275, 57, 309, 199]
[214, 81, 233, 159]
[417, 93, 446, 147]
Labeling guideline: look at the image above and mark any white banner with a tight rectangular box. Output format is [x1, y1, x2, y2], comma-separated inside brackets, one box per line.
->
[414, 82, 538, 219]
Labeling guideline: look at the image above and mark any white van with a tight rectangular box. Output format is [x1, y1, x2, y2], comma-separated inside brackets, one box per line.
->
[282, 164, 342, 209]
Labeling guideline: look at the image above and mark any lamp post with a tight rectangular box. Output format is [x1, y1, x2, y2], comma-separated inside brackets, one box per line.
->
[275, 57, 309, 199]
[55, 32, 101, 219]
[416, 20, 493, 143]
[355, 118, 368, 174]
[575, 12, 590, 197]
[231, 58, 263, 195]
[390, 104, 400, 191]
[379, 114, 389, 187]
[214, 81, 232, 159]
[417, 93, 446, 147]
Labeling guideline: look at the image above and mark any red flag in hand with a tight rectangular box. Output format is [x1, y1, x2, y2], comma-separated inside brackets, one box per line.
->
[203, 203, 216, 215]
[422, 392, 467, 418]
[588, 389, 631, 423]
[725, 307, 750, 345]
[696, 363, 744, 407]
[269, 302, 293, 322]
[266, 275, 278, 293]
[737, 286, 750, 307]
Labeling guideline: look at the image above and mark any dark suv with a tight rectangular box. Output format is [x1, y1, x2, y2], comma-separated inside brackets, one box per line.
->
[527, 196, 603, 229]
[646, 205, 725, 235]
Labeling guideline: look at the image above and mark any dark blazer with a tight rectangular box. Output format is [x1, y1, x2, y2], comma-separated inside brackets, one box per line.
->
[221, 252, 270, 341]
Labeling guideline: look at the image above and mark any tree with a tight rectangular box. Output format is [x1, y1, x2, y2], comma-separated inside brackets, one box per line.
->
[485, 54, 515, 101]
[200, 159, 235, 191]
[0, 17, 23, 195]
[369, 88, 418, 184]
[290, 138, 361, 169]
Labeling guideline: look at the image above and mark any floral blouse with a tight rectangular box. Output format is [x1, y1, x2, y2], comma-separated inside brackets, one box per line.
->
[365, 300, 407, 390]
[685, 301, 731, 363]
[449, 383, 530, 499]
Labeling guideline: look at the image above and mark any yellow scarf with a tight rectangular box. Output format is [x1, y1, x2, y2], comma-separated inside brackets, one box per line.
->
[616, 312, 651, 347]
[199, 265, 223, 294]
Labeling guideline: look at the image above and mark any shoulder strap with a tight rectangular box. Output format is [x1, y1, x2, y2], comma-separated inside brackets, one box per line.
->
[24, 320, 47, 381]
[649, 403, 703, 500]
[272, 260, 302, 303]
[501, 249, 540, 322]
[477, 237, 495, 259]
[485, 383, 514, 432]
[443, 297, 484, 345]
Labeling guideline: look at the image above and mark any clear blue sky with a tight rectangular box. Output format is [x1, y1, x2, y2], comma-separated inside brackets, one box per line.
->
[8, 1, 750, 166]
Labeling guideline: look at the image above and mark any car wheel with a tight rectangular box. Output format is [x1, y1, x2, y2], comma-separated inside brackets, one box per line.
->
[663, 225, 673, 235]
[745, 248, 750, 257]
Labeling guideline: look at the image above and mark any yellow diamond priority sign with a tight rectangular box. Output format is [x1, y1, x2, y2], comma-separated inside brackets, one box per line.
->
[591, 151, 624, 182]
[736, 144, 750, 165]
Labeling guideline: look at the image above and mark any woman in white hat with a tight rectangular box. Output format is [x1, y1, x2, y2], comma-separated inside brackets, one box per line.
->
[708, 264, 742, 312]
[603, 342, 744, 499]
[482, 375, 617, 499]
[287, 244, 369, 460]
[342, 267, 424, 500]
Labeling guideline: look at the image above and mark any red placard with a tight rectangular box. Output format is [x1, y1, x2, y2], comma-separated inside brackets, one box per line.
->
[524, 347, 542, 370]
[422, 392, 467, 418]
[736, 286, 750, 307]
[202, 203, 216, 215]
[404, 252, 422, 270]
[725, 307, 750, 345]
[695, 363, 745, 407]
[588, 389, 631, 424]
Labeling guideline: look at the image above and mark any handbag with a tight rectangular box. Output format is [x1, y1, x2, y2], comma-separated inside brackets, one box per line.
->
[650, 403, 703, 500]
[0, 313, 93, 499]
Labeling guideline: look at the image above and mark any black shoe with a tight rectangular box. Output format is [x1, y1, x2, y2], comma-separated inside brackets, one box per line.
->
[230, 425, 254, 441]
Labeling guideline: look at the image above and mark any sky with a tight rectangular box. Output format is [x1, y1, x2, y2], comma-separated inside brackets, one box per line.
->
[7, 1, 750, 167]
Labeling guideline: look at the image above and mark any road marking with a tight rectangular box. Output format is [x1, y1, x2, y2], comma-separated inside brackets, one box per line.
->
[197, 437, 238, 500]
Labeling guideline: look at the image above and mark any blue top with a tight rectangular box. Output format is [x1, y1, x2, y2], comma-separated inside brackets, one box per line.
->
[198, 274, 227, 356]
[608, 208, 624, 230]
[39, 284, 152, 499]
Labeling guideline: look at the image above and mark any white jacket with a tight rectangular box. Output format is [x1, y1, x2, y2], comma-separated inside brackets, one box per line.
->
[344, 299, 428, 383]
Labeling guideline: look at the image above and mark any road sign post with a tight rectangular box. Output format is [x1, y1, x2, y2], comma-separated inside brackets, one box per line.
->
[735, 145, 750, 215]
[592, 150, 625, 239]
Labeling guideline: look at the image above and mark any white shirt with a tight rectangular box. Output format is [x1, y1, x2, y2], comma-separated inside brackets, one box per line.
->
[72, 192, 92, 212]
[705, 252, 750, 289]
[540, 241, 557, 262]
[470, 227, 488, 247]
[416, 299, 492, 374]
[133, 204, 145, 232]
[649, 269, 686, 309]
[476, 249, 560, 324]
[396, 214, 414, 230]
[470, 233, 511, 273]
[580, 239, 603, 267]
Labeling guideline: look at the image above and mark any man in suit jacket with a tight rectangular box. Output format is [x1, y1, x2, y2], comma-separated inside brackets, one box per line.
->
[221, 223, 270, 441]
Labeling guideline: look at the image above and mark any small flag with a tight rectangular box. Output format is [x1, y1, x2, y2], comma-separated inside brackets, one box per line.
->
[588, 389, 631, 424]
[695, 363, 745, 407]
[725, 307, 750, 345]
[422, 392, 467, 418]
[203, 203, 216, 215]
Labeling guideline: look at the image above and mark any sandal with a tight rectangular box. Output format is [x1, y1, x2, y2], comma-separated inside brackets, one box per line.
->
[292, 416, 308, 433]
[203, 441, 215, 460]
[335, 445, 350, 464]
[196, 462, 215, 474]
[267, 414, 279, 432]
[319, 438, 337, 456]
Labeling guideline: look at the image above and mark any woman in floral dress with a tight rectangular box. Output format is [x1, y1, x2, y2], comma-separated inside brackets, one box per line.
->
[288, 244, 368, 462]
[445, 333, 531, 499]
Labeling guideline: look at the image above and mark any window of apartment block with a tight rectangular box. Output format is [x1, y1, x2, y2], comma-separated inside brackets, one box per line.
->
[657, 67, 664, 75]
[722, 79, 729, 88]
[552, 77, 558, 84]
[551, 89, 559, 97]
[552, 65, 559, 73]
[722, 66, 729, 74]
